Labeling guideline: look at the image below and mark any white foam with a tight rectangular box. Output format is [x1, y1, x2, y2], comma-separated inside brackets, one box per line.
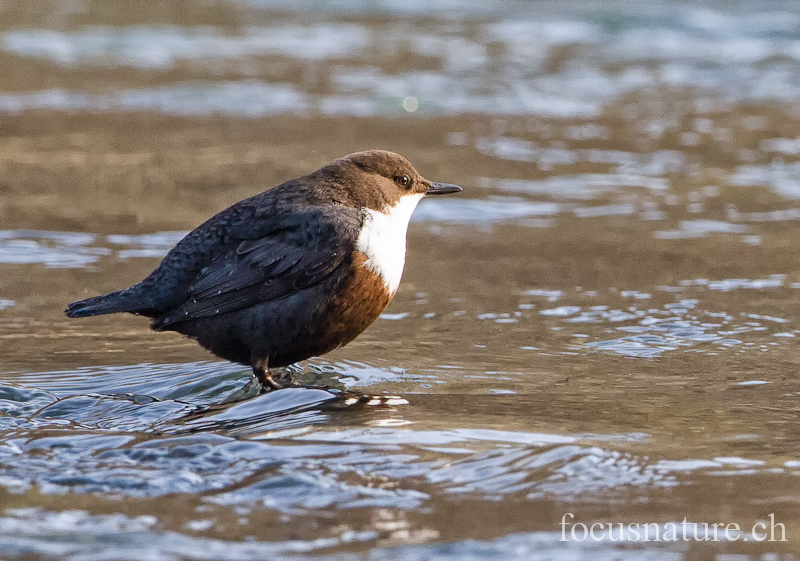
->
[2, 25, 371, 67]
[655, 220, 749, 239]
[0, 82, 309, 116]
[412, 197, 561, 224]
[730, 162, 800, 199]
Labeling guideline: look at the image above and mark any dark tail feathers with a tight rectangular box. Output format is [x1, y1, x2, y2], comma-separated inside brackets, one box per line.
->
[65, 288, 153, 318]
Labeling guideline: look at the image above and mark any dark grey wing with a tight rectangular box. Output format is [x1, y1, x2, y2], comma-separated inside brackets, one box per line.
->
[152, 207, 362, 329]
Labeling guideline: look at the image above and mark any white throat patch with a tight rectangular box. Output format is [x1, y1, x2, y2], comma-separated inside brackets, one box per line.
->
[356, 193, 424, 295]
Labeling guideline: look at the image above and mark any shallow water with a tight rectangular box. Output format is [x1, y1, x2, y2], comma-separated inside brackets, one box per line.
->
[3, 1, 800, 559]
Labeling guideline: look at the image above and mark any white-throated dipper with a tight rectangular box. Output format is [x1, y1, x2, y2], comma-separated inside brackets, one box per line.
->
[66, 150, 461, 389]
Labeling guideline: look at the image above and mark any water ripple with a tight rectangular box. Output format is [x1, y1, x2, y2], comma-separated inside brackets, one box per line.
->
[0, 507, 367, 561]
[0, 230, 108, 268]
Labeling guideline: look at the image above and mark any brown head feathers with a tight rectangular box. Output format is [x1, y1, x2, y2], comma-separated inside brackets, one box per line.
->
[307, 150, 458, 212]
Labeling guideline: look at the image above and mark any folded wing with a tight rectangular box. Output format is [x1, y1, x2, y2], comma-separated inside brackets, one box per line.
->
[152, 207, 361, 329]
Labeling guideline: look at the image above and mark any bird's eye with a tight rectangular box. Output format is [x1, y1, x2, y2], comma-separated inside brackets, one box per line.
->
[395, 175, 411, 188]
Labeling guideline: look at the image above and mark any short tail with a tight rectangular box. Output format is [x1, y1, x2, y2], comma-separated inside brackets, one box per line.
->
[65, 287, 154, 318]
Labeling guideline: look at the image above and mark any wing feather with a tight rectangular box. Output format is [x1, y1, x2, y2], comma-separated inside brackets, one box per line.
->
[152, 207, 361, 329]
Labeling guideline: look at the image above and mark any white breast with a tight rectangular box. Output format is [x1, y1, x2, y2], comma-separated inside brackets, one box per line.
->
[356, 193, 424, 295]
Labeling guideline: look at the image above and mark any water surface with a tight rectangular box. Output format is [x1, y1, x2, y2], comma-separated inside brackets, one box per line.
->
[2, 1, 800, 559]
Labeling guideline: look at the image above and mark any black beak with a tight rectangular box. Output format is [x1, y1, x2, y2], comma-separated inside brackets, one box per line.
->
[426, 182, 462, 195]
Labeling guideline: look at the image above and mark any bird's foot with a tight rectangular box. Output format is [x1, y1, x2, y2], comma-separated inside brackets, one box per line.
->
[257, 373, 284, 393]
[252, 358, 285, 393]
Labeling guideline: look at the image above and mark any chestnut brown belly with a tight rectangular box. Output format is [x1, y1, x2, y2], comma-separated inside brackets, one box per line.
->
[172, 251, 395, 368]
[311, 250, 393, 356]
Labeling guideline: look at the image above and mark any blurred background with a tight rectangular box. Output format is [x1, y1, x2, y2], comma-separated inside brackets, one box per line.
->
[2, 1, 800, 559]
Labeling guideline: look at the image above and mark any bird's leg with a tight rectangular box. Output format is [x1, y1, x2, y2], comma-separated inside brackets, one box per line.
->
[252, 356, 283, 392]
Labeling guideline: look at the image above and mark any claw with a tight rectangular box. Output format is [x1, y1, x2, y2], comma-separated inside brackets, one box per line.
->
[259, 373, 283, 392]
[252, 356, 283, 392]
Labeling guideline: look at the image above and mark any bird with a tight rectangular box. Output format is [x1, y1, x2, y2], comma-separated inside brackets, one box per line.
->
[65, 150, 462, 390]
